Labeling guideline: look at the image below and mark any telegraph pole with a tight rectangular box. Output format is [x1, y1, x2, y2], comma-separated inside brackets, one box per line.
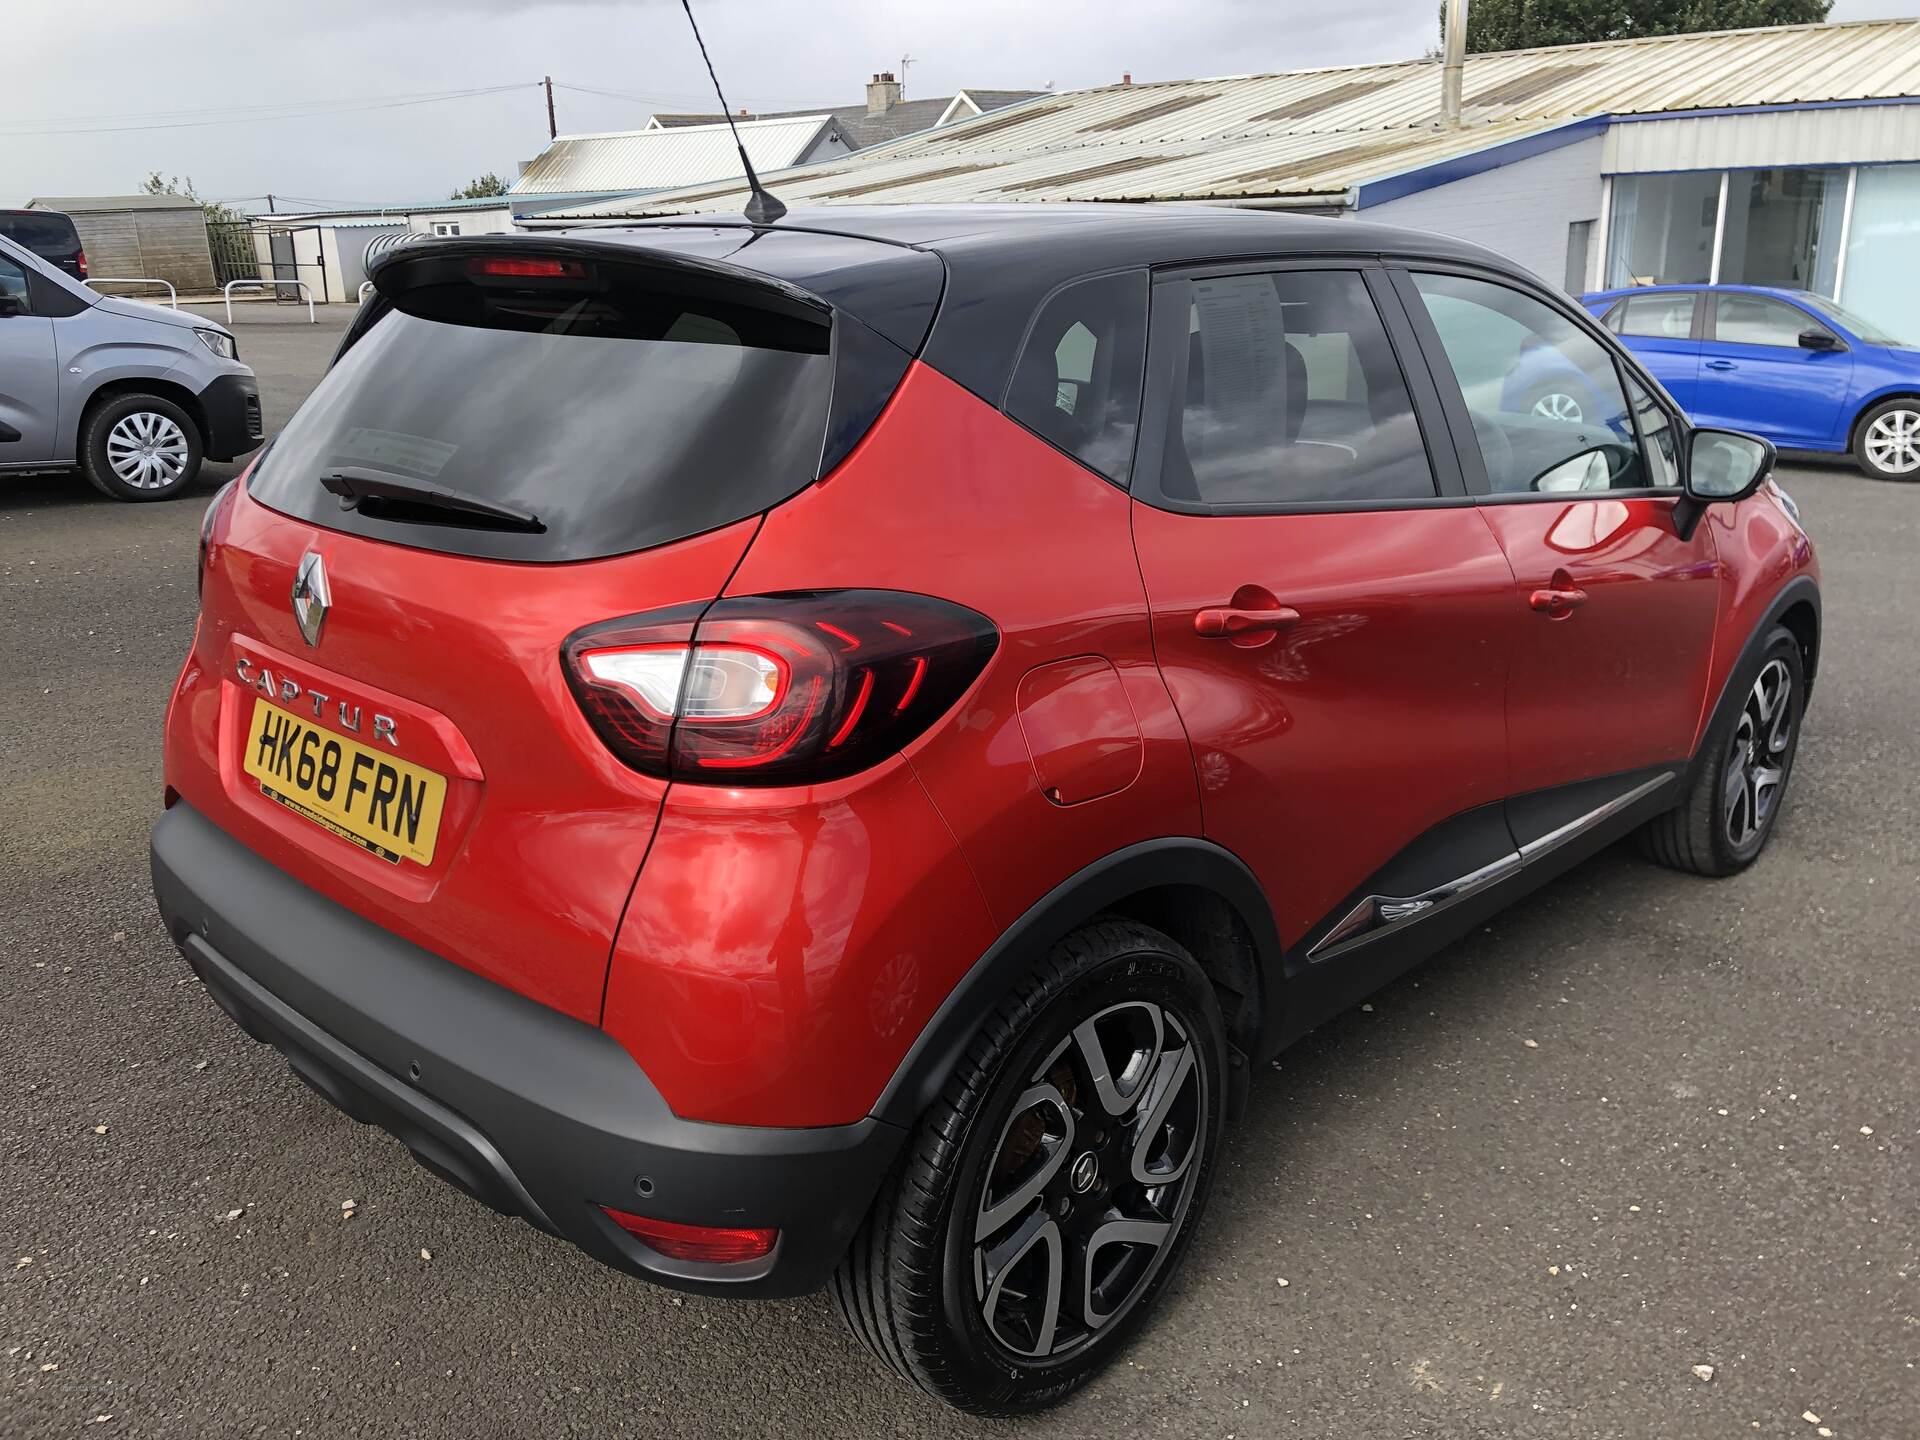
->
[544, 76, 557, 139]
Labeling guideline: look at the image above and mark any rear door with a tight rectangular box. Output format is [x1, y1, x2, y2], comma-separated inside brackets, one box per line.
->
[1605, 290, 1703, 411]
[1128, 260, 1516, 956]
[1396, 265, 1719, 802]
[183, 238, 928, 1023]
[0, 248, 57, 461]
[1695, 292, 1854, 447]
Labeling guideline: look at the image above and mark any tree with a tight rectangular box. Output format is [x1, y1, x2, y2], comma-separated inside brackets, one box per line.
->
[1444, 0, 1832, 54]
[450, 173, 509, 199]
[139, 171, 244, 228]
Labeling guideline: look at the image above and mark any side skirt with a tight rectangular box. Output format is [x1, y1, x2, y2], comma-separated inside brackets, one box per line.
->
[1262, 768, 1678, 1055]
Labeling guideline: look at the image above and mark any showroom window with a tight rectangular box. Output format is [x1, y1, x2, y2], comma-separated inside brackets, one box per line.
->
[1716, 168, 1845, 293]
[1604, 172, 1721, 287]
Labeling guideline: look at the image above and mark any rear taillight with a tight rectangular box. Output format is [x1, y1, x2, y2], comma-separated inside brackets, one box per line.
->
[75, 249, 87, 279]
[197, 479, 238, 598]
[563, 590, 998, 785]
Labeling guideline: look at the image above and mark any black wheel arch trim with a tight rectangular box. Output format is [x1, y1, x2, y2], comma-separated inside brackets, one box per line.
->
[1689, 575, 1820, 793]
[869, 837, 1282, 1129]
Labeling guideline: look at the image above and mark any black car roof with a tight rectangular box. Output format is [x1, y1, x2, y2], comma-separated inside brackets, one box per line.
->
[561, 204, 1524, 404]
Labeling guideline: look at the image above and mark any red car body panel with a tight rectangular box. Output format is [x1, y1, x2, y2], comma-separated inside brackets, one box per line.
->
[1131, 502, 1514, 949]
[600, 363, 1201, 1125]
[1695, 485, 1819, 752]
[176, 481, 758, 1023]
[1477, 496, 1722, 796]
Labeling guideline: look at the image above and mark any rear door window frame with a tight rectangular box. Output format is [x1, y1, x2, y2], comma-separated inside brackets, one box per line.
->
[1129, 255, 1471, 517]
[1387, 261, 1687, 503]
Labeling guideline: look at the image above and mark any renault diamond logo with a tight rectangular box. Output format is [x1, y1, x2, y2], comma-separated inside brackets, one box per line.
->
[290, 551, 331, 648]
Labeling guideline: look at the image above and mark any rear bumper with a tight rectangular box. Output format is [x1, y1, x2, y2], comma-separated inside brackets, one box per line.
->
[195, 372, 263, 461]
[149, 801, 904, 1297]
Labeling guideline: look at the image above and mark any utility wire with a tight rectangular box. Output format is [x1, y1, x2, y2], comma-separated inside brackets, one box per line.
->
[2, 83, 537, 137]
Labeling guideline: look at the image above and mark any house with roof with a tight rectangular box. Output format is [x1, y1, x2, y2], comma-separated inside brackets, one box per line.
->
[644, 71, 1047, 150]
[508, 74, 1043, 201]
[541, 19, 1920, 345]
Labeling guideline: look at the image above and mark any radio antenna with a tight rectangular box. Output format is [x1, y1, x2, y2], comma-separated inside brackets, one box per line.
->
[678, 0, 787, 225]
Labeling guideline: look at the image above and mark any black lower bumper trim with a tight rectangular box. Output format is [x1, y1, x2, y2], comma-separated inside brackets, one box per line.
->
[151, 802, 904, 1297]
[195, 373, 263, 461]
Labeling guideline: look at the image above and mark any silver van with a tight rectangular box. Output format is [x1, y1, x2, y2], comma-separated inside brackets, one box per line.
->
[0, 233, 261, 501]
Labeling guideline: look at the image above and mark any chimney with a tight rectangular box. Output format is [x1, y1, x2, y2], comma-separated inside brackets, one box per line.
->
[1121, 72, 1133, 85]
[866, 71, 902, 115]
[1441, 0, 1466, 128]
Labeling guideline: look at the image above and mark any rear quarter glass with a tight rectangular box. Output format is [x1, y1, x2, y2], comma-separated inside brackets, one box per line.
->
[246, 250, 906, 563]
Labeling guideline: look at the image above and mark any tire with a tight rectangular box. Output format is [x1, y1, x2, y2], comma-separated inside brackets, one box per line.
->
[1852, 398, 1920, 481]
[78, 393, 203, 501]
[833, 918, 1227, 1415]
[1637, 625, 1804, 877]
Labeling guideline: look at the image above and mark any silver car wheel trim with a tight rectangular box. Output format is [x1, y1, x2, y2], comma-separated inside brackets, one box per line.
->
[106, 411, 190, 490]
[1724, 658, 1793, 849]
[972, 1000, 1206, 1361]
[1532, 391, 1584, 423]
[1864, 409, 1920, 473]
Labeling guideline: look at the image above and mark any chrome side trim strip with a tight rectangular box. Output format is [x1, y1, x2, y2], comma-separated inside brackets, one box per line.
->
[1305, 772, 1677, 964]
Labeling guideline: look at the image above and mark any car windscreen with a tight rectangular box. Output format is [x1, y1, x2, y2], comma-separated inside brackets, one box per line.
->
[0, 212, 80, 256]
[1801, 294, 1905, 348]
[247, 255, 836, 563]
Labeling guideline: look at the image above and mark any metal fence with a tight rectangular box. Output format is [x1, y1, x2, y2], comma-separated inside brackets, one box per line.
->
[206, 220, 258, 289]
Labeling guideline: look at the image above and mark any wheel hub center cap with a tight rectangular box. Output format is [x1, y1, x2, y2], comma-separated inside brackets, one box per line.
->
[1069, 1151, 1100, 1194]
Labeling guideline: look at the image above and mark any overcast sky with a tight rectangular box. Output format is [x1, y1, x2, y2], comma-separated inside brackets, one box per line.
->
[5, 0, 1914, 208]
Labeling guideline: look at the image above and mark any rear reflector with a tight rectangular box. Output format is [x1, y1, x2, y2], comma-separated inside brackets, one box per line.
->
[601, 1207, 777, 1264]
[465, 256, 586, 279]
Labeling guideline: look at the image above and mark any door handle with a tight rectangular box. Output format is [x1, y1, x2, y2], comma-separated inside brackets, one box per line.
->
[1194, 605, 1301, 639]
[1528, 586, 1588, 616]
[1704, 359, 1737, 371]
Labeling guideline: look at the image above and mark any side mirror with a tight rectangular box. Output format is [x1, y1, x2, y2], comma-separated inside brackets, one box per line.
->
[1675, 427, 1775, 540]
[0, 294, 24, 319]
[1798, 328, 1840, 351]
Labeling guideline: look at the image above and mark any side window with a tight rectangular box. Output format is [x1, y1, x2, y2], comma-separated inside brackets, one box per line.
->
[1411, 271, 1651, 495]
[431, 221, 462, 238]
[0, 254, 29, 308]
[1626, 375, 1679, 489]
[1164, 269, 1434, 507]
[1616, 292, 1697, 340]
[1713, 294, 1833, 348]
[1004, 270, 1148, 485]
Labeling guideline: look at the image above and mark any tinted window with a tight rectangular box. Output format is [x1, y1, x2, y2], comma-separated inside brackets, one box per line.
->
[248, 257, 836, 563]
[1413, 271, 1653, 494]
[1713, 294, 1833, 348]
[0, 212, 80, 256]
[0, 253, 28, 307]
[1163, 269, 1434, 507]
[1004, 271, 1148, 485]
[1616, 293, 1696, 340]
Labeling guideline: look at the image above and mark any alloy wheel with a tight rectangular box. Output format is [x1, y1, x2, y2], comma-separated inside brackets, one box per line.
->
[1863, 408, 1920, 475]
[106, 411, 191, 490]
[972, 999, 1207, 1361]
[1531, 391, 1584, 424]
[1723, 658, 1794, 849]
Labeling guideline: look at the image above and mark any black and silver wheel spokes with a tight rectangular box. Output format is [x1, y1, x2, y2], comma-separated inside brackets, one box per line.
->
[1725, 658, 1793, 848]
[974, 1000, 1206, 1360]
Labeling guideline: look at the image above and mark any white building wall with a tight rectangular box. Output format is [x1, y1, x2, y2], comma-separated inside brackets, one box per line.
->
[1355, 135, 1606, 289]
[1604, 105, 1920, 174]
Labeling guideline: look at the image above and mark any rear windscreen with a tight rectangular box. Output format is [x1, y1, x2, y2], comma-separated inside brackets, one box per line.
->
[247, 255, 836, 562]
[0, 213, 80, 255]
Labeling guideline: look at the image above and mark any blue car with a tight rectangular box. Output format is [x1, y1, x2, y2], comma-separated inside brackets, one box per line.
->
[1581, 283, 1920, 481]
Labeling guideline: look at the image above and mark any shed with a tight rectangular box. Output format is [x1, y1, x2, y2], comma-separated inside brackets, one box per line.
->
[28, 194, 216, 294]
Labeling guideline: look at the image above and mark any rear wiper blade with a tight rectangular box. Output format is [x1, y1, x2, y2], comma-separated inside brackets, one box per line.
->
[320, 467, 544, 533]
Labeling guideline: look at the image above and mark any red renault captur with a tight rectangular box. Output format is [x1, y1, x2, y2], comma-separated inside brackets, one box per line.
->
[155, 205, 1819, 1414]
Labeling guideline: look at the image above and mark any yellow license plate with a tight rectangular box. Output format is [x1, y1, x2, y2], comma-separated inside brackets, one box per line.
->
[242, 697, 447, 866]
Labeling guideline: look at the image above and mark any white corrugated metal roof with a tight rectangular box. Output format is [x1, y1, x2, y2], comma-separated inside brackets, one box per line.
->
[509, 115, 835, 195]
[546, 18, 1920, 216]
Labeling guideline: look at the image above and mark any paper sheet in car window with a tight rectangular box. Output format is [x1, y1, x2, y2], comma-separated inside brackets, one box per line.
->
[1192, 275, 1290, 437]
